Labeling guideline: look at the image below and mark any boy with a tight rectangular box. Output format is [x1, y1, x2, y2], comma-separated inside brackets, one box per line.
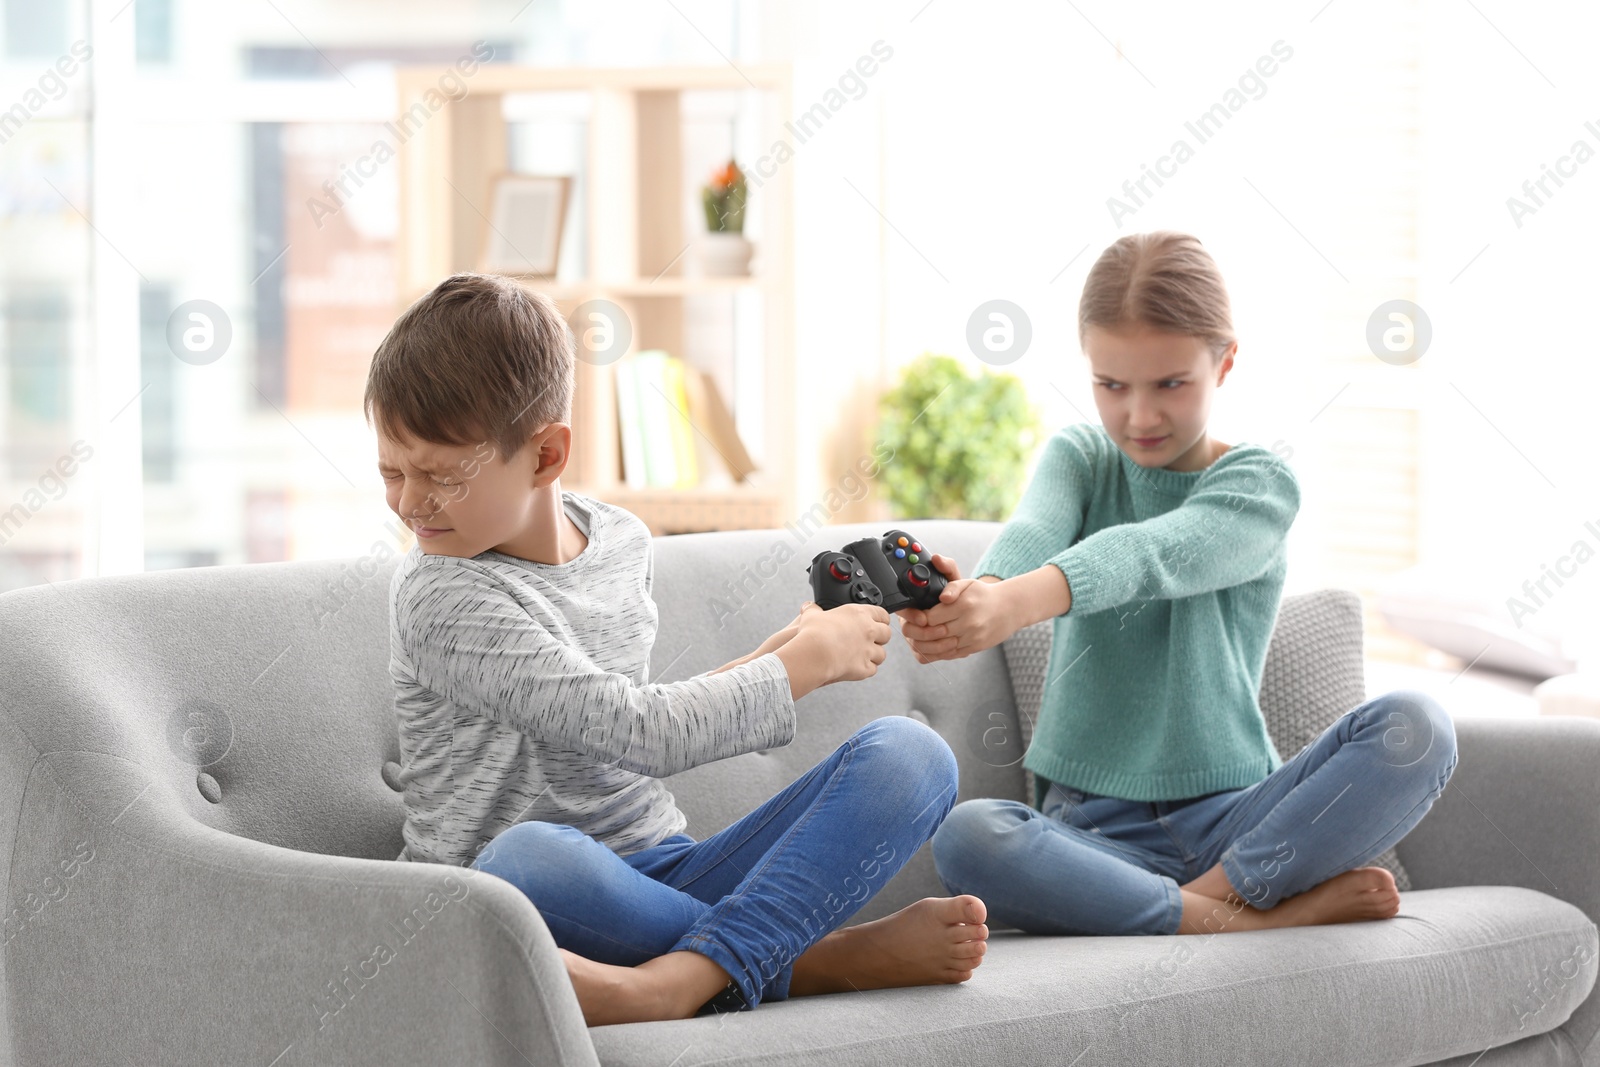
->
[364, 273, 988, 1025]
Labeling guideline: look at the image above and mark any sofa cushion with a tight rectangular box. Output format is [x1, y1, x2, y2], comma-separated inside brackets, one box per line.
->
[1001, 589, 1414, 890]
[588, 885, 1597, 1067]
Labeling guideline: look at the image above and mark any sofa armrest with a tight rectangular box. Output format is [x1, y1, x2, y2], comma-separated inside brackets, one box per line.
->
[1395, 715, 1600, 1056]
[5, 750, 598, 1067]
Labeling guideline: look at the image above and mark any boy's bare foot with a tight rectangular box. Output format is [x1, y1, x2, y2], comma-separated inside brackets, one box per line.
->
[789, 895, 989, 996]
[1178, 866, 1400, 935]
[559, 947, 729, 1026]
[561, 896, 989, 1021]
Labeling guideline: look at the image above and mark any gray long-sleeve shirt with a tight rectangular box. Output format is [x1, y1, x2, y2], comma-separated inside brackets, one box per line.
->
[388, 490, 796, 867]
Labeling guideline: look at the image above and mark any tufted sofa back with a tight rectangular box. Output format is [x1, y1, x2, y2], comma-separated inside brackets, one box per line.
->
[0, 520, 1021, 928]
[0, 555, 413, 870]
[1, 514, 1385, 948]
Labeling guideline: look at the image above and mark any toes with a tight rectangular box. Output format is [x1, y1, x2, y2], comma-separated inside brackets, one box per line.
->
[948, 922, 989, 943]
[952, 940, 987, 960]
[928, 894, 987, 925]
[1358, 888, 1400, 919]
[1354, 866, 1396, 892]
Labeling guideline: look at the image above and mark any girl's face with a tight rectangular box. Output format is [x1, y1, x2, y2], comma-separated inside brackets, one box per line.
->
[1083, 322, 1236, 472]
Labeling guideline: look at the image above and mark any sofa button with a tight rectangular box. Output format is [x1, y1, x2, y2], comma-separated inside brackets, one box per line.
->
[382, 760, 404, 791]
[197, 772, 222, 804]
[905, 709, 930, 725]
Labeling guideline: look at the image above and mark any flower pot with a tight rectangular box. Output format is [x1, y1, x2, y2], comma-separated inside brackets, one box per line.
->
[697, 232, 754, 277]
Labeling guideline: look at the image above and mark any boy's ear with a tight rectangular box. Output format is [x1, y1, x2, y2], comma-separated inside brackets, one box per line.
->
[529, 422, 572, 486]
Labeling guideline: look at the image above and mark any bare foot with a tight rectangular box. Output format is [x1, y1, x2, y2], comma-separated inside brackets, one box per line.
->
[789, 895, 989, 996]
[1179, 866, 1400, 935]
[1272, 866, 1401, 926]
[558, 948, 728, 1026]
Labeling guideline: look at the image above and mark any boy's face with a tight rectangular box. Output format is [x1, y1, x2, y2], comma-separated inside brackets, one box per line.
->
[1083, 323, 1235, 472]
[376, 422, 562, 558]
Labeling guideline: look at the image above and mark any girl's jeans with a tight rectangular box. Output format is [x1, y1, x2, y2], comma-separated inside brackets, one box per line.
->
[469, 715, 959, 1009]
[930, 690, 1458, 936]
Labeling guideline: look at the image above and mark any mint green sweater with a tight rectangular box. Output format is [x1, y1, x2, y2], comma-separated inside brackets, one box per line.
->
[974, 423, 1301, 808]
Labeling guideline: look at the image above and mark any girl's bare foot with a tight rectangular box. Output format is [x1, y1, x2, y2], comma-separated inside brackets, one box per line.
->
[789, 895, 989, 996]
[1178, 866, 1400, 935]
[559, 948, 729, 1026]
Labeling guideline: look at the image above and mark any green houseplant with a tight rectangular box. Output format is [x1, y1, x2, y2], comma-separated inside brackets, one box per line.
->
[874, 352, 1042, 521]
[697, 160, 752, 277]
[701, 160, 747, 233]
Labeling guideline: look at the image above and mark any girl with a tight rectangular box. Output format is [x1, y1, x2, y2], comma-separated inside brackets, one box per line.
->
[901, 231, 1457, 937]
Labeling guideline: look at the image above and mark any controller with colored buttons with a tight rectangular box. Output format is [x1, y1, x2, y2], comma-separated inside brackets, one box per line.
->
[807, 529, 949, 613]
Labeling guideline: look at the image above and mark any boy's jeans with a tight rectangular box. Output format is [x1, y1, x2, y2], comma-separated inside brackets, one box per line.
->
[470, 715, 959, 1009]
[930, 690, 1458, 936]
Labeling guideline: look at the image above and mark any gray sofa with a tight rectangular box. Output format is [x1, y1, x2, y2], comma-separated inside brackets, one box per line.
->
[2, 517, 1597, 1067]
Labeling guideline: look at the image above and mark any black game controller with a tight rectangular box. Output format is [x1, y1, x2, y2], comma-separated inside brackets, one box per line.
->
[807, 529, 949, 613]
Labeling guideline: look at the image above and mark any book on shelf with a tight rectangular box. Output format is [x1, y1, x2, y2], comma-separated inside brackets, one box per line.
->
[661, 355, 698, 489]
[614, 349, 757, 490]
[613, 350, 647, 489]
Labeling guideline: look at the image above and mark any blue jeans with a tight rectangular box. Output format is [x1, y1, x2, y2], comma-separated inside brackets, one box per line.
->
[930, 690, 1458, 936]
[469, 715, 959, 1009]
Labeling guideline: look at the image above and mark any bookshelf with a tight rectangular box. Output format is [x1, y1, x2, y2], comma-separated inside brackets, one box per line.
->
[393, 64, 795, 535]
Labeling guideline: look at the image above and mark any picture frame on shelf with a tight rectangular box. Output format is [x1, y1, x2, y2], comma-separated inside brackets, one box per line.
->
[478, 174, 571, 277]
[396, 65, 795, 534]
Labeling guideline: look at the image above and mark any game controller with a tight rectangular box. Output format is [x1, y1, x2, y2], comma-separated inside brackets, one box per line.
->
[807, 529, 949, 613]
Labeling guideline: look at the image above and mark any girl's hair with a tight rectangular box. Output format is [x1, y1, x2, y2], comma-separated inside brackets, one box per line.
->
[1078, 231, 1236, 359]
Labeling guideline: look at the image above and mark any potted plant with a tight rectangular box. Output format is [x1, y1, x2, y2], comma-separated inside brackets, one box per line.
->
[698, 160, 753, 277]
[874, 352, 1042, 521]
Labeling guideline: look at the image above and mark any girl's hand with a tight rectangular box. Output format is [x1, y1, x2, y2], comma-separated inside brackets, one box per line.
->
[897, 554, 961, 628]
[901, 571, 1015, 664]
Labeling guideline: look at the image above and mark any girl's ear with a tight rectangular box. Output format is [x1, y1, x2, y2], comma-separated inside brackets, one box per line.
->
[1215, 344, 1237, 386]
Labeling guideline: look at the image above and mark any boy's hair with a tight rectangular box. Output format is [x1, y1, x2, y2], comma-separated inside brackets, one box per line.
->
[363, 273, 574, 461]
[1079, 231, 1236, 360]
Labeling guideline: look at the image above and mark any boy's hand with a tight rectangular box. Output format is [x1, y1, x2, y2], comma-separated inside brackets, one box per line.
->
[785, 600, 823, 631]
[706, 602, 820, 678]
[761, 601, 821, 654]
[803, 602, 892, 682]
[900, 555, 1015, 663]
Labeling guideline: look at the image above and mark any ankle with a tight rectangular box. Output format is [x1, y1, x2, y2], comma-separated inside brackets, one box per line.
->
[637, 950, 736, 1017]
